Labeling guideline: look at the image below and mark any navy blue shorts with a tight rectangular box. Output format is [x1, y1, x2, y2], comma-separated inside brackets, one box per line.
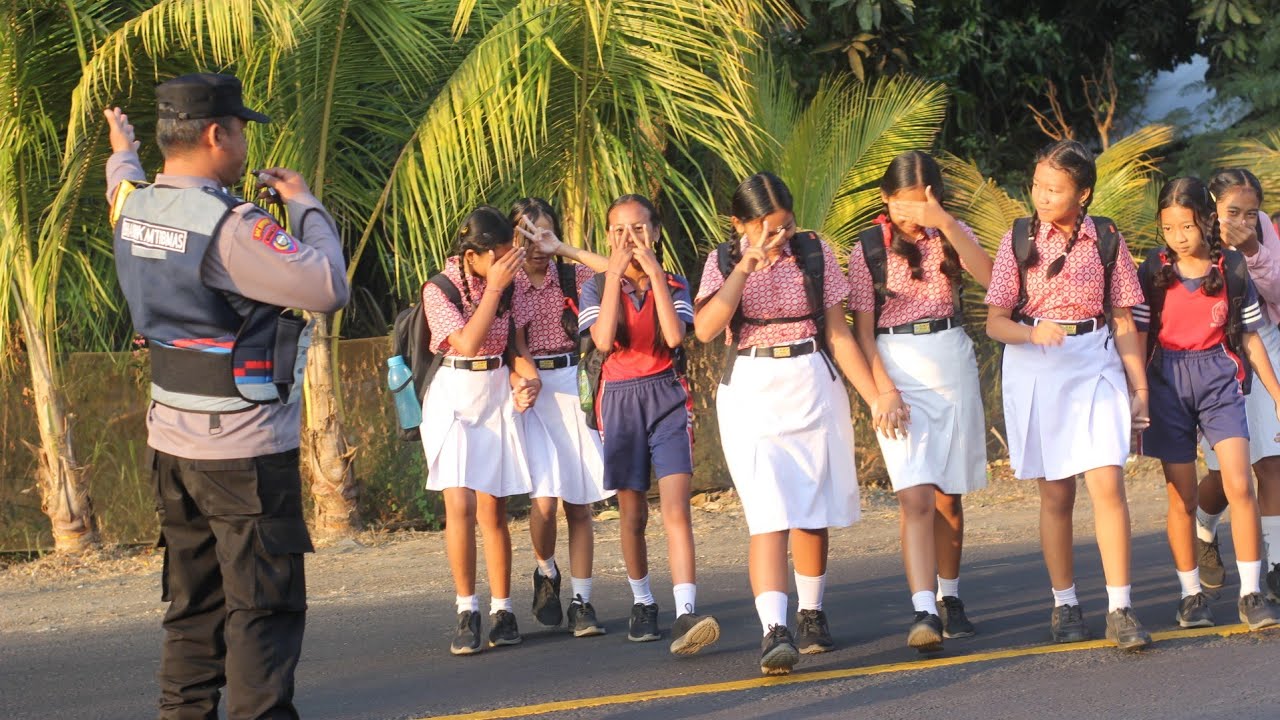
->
[598, 370, 694, 492]
[1141, 346, 1249, 464]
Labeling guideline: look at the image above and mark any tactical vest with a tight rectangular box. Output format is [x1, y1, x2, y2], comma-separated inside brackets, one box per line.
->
[113, 183, 310, 413]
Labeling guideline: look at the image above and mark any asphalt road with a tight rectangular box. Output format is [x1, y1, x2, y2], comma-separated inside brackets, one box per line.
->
[2, 529, 1278, 720]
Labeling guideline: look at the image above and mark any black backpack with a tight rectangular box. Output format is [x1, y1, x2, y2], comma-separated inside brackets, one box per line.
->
[713, 231, 827, 384]
[1010, 215, 1120, 323]
[390, 274, 513, 442]
[1137, 246, 1253, 393]
[553, 260, 580, 342]
[857, 223, 962, 327]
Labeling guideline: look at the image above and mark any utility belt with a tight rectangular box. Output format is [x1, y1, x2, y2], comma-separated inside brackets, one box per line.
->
[875, 316, 957, 336]
[1019, 314, 1107, 336]
[736, 337, 818, 359]
[533, 352, 579, 370]
[441, 355, 506, 372]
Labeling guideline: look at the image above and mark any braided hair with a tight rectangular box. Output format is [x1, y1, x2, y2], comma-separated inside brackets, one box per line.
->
[1154, 177, 1225, 297]
[453, 205, 514, 314]
[1019, 140, 1097, 280]
[879, 151, 962, 298]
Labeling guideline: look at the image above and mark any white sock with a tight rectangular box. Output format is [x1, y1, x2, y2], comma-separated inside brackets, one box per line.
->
[912, 590, 938, 615]
[795, 572, 826, 611]
[570, 575, 592, 604]
[628, 575, 655, 606]
[537, 555, 559, 580]
[1106, 584, 1131, 612]
[490, 596, 513, 614]
[673, 583, 696, 618]
[1177, 568, 1202, 598]
[1197, 508, 1223, 542]
[1262, 515, 1280, 567]
[1238, 559, 1263, 596]
[937, 575, 960, 600]
[1052, 585, 1079, 608]
[456, 594, 479, 614]
[754, 591, 789, 635]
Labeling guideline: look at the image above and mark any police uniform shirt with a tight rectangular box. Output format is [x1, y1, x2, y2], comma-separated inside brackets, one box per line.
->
[107, 149, 350, 460]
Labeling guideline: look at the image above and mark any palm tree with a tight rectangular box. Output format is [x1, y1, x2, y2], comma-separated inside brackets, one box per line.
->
[1218, 131, 1280, 201]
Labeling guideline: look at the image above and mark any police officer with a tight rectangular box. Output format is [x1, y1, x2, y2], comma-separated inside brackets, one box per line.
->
[104, 73, 349, 719]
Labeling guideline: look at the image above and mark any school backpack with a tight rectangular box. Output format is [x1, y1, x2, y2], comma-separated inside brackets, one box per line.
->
[713, 231, 827, 384]
[553, 260, 580, 342]
[1137, 246, 1253, 393]
[857, 222, 962, 327]
[1010, 215, 1120, 322]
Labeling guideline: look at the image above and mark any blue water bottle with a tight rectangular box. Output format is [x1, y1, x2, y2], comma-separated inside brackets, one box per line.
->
[387, 356, 421, 430]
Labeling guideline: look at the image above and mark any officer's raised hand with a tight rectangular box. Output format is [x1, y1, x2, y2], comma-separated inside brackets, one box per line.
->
[103, 107, 140, 153]
[254, 167, 314, 204]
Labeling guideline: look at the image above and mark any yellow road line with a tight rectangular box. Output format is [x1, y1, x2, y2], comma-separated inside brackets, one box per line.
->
[419, 624, 1262, 720]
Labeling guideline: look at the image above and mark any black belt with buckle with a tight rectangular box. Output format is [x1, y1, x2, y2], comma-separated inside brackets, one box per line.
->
[441, 356, 505, 371]
[1020, 314, 1107, 336]
[875, 317, 958, 336]
[737, 338, 818, 359]
[534, 353, 579, 370]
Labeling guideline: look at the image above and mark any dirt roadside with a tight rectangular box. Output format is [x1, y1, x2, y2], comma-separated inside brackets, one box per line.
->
[0, 458, 1184, 636]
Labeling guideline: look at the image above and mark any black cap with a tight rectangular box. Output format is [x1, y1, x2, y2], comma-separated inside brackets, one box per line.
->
[155, 73, 270, 123]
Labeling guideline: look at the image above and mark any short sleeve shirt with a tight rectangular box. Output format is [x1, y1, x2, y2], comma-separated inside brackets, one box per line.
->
[847, 222, 978, 328]
[422, 256, 512, 356]
[694, 236, 849, 349]
[984, 216, 1143, 320]
[514, 262, 594, 355]
[1133, 261, 1265, 350]
[580, 272, 694, 380]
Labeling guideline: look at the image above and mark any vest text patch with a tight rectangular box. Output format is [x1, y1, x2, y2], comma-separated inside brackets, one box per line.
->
[120, 217, 189, 253]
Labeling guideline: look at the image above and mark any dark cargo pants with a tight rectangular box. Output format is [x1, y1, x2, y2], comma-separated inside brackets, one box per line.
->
[151, 447, 313, 720]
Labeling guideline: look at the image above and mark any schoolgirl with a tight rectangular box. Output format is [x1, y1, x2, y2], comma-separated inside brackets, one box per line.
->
[508, 198, 613, 637]
[419, 206, 536, 655]
[846, 152, 992, 651]
[579, 194, 720, 656]
[1193, 169, 1280, 602]
[1134, 176, 1280, 630]
[693, 172, 884, 675]
[984, 140, 1153, 650]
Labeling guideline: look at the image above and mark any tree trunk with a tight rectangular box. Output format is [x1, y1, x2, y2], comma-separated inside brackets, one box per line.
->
[17, 295, 98, 552]
[301, 312, 362, 538]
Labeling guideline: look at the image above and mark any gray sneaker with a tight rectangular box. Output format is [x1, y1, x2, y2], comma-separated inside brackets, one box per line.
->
[1175, 592, 1215, 628]
[907, 611, 944, 653]
[1238, 592, 1280, 630]
[487, 609, 523, 647]
[566, 595, 606, 637]
[1196, 533, 1226, 589]
[627, 602, 660, 642]
[531, 568, 562, 627]
[795, 609, 835, 654]
[669, 610, 720, 656]
[1266, 564, 1280, 604]
[450, 610, 483, 656]
[760, 624, 800, 676]
[1104, 607, 1152, 651]
[939, 596, 976, 638]
[1050, 604, 1090, 643]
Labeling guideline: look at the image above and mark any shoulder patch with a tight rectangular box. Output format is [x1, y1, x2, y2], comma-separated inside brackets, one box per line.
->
[251, 218, 298, 254]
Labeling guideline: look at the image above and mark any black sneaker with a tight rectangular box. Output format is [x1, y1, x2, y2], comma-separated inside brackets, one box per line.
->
[1266, 564, 1280, 604]
[1049, 604, 1090, 643]
[487, 610, 522, 647]
[1104, 607, 1152, 651]
[1176, 592, 1215, 628]
[1238, 592, 1280, 630]
[939, 596, 976, 638]
[759, 624, 800, 676]
[1196, 533, 1226, 590]
[531, 568, 563, 627]
[907, 611, 944, 652]
[450, 610, 482, 655]
[566, 595, 606, 637]
[795, 609, 835, 654]
[628, 602, 660, 642]
[669, 609, 720, 656]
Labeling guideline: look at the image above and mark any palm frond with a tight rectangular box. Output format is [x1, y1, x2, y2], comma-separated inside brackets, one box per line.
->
[1217, 130, 1280, 203]
[1092, 124, 1173, 252]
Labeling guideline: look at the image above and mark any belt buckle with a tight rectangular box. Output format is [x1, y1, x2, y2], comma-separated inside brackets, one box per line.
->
[471, 359, 490, 371]
[537, 358, 556, 370]
[772, 345, 792, 358]
[1064, 324, 1079, 336]
[912, 321, 931, 335]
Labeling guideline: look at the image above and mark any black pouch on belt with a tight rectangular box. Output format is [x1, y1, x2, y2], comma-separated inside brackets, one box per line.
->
[272, 310, 307, 388]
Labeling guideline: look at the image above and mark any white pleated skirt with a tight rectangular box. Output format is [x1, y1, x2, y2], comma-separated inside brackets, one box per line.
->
[1203, 322, 1280, 468]
[875, 327, 988, 494]
[716, 348, 860, 535]
[519, 364, 612, 504]
[421, 364, 531, 497]
[1002, 329, 1131, 480]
